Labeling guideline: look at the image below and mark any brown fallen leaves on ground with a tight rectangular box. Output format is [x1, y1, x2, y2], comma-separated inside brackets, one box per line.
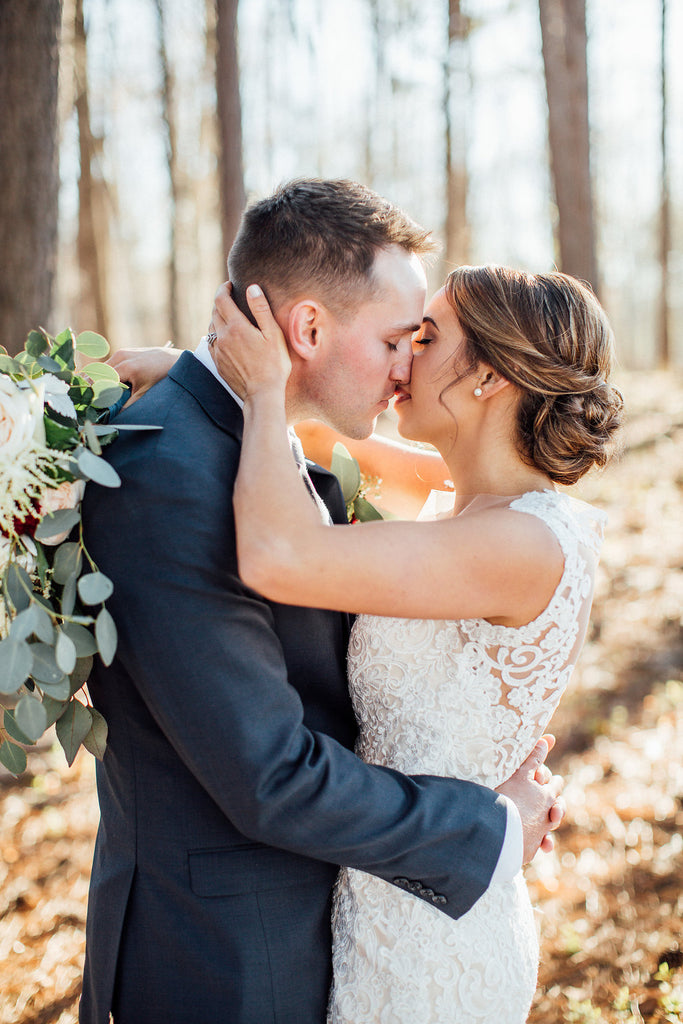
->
[1, 370, 682, 1024]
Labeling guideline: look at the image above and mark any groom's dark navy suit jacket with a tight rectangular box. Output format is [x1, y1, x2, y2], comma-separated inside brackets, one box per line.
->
[79, 353, 507, 1024]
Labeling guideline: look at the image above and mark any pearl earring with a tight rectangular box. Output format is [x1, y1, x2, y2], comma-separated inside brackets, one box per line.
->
[473, 386, 483, 397]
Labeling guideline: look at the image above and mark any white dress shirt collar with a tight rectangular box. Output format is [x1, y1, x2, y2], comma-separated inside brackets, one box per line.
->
[193, 336, 244, 409]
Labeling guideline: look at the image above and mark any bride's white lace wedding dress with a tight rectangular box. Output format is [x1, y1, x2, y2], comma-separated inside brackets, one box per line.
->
[328, 489, 605, 1024]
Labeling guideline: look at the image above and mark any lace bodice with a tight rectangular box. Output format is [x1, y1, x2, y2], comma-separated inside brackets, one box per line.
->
[328, 490, 604, 1024]
[347, 489, 604, 789]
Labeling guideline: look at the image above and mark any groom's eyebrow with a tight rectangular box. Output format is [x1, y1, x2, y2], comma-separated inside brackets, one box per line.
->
[389, 320, 423, 335]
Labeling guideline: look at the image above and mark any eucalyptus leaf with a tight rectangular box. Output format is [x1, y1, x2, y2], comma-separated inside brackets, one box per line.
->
[0, 353, 22, 374]
[331, 443, 362, 503]
[112, 424, 163, 431]
[36, 354, 62, 373]
[69, 655, 94, 694]
[0, 740, 27, 776]
[76, 331, 110, 358]
[35, 507, 81, 542]
[0, 638, 33, 693]
[352, 495, 384, 522]
[81, 361, 119, 383]
[52, 333, 75, 368]
[84, 419, 102, 455]
[52, 542, 83, 585]
[92, 385, 125, 410]
[4, 708, 33, 744]
[15, 694, 48, 743]
[55, 630, 77, 675]
[61, 623, 98, 657]
[55, 700, 93, 766]
[95, 608, 118, 666]
[5, 563, 33, 613]
[41, 694, 68, 729]
[29, 642, 66, 685]
[77, 448, 121, 488]
[37, 673, 72, 701]
[81, 707, 108, 760]
[9, 604, 54, 644]
[61, 573, 77, 617]
[78, 572, 114, 605]
[26, 329, 49, 357]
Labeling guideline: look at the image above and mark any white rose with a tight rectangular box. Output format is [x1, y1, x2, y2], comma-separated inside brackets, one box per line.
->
[0, 376, 43, 460]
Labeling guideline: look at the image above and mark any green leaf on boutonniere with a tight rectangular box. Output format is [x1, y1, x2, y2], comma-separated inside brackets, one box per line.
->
[330, 442, 384, 523]
[331, 443, 361, 503]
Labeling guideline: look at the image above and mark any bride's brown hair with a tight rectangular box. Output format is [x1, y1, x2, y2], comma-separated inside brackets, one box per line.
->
[445, 265, 623, 485]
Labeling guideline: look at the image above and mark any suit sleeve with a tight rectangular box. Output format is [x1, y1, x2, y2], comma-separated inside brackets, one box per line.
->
[84, 423, 507, 921]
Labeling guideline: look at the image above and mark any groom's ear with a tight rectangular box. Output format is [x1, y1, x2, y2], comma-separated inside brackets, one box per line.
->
[287, 300, 325, 361]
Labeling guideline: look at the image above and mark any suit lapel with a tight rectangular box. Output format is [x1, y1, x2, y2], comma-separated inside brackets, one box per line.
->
[169, 351, 244, 442]
[170, 351, 347, 524]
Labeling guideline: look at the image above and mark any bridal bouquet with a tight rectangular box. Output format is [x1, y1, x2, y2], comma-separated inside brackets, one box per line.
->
[0, 328, 130, 776]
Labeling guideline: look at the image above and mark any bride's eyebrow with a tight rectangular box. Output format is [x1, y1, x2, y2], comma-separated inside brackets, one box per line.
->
[422, 315, 439, 330]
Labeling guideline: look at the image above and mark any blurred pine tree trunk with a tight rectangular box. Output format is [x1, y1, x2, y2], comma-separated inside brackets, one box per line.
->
[444, 0, 471, 270]
[0, 0, 62, 355]
[657, 0, 670, 368]
[74, 0, 109, 339]
[154, 0, 180, 344]
[539, 0, 598, 293]
[216, 0, 245, 257]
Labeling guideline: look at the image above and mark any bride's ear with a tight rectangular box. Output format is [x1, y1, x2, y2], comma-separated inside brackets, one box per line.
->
[475, 365, 512, 399]
[287, 300, 324, 361]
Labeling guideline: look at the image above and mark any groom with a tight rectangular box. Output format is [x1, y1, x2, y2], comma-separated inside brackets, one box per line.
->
[80, 178, 561, 1023]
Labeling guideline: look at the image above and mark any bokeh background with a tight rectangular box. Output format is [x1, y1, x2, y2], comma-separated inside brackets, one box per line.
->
[1, 1, 682, 1022]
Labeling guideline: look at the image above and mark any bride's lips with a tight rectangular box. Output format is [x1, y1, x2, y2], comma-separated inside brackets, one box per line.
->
[393, 387, 411, 406]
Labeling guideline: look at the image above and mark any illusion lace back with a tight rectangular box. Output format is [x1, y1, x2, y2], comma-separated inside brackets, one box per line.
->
[329, 490, 605, 1024]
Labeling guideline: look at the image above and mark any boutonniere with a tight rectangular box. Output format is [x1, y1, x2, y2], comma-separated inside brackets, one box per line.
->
[330, 443, 384, 523]
[0, 327, 155, 777]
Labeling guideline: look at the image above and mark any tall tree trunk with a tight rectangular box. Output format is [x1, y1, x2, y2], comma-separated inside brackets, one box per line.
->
[74, 0, 109, 337]
[657, 0, 670, 368]
[539, 0, 598, 292]
[444, 0, 471, 269]
[154, 0, 180, 343]
[0, 0, 62, 354]
[215, 0, 246, 259]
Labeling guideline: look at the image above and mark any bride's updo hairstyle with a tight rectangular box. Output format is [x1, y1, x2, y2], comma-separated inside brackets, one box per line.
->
[445, 265, 623, 485]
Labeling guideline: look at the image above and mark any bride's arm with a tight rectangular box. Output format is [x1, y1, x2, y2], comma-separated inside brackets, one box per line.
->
[294, 420, 451, 520]
[213, 287, 563, 626]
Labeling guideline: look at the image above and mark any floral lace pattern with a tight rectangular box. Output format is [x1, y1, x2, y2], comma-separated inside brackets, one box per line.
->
[328, 490, 604, 1024]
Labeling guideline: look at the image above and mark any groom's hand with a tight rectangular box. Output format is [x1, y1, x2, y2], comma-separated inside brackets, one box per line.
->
[496, 736, 565, 863]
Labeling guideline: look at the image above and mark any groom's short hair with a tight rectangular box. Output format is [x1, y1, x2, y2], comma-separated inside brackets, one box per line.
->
[228, 178, 435, 321]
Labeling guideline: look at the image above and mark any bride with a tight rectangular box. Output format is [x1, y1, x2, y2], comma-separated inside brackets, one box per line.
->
[117, 264, 622, 1023]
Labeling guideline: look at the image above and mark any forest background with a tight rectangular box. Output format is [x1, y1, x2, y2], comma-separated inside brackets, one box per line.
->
[0, 1, 682, 1023]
